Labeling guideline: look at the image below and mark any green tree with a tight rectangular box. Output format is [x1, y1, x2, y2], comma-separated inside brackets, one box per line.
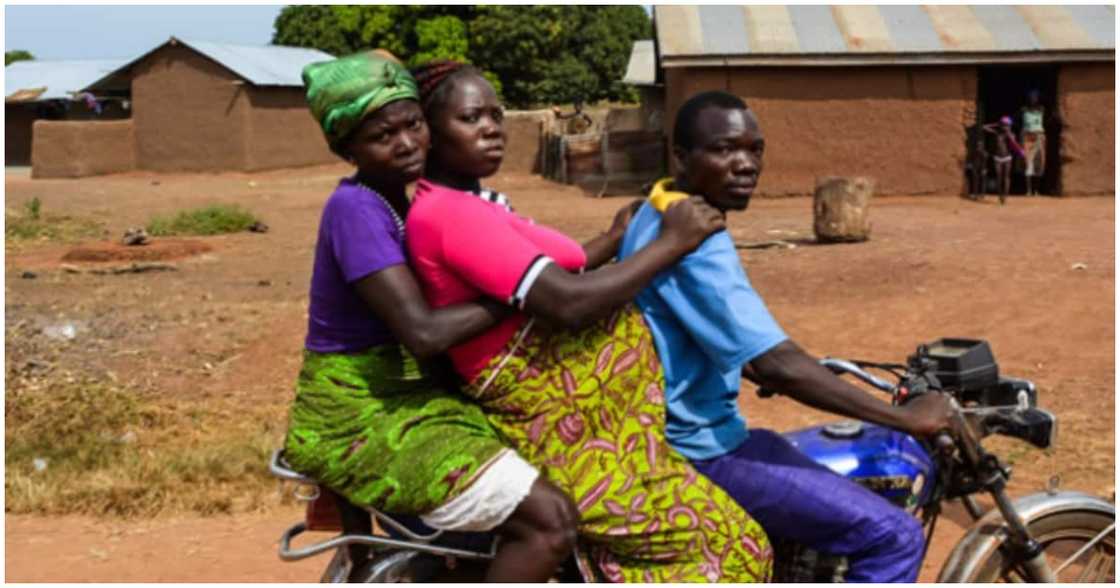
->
[412, 15, 470, 65]
[569, 6, 650, 104]
[271, 5, 650, 108]
[469, 5, 650, 108]
[6, 50, 34, 66]
[272, 5, 475, 58]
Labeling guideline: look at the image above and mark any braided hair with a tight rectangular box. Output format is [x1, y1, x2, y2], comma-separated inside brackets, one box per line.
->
[410, 60, 481, 116]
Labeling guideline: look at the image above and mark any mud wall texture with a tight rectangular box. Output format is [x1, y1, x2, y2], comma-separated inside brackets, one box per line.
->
[244, 87, 336, 171]
[31, 119, 136, 178]
[131, 45, 249, 172]
[6, 104, 36, 166]
[1058, 63, 1114, 196]
[501, 110, 550, 174]
[665, 66, 976, 196]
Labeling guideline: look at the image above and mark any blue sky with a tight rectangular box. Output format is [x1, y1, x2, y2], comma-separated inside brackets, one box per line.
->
[5, 4, 285, 60]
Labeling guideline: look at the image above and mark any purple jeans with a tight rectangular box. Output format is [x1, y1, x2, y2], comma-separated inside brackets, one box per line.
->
[691, 428, 925, 583]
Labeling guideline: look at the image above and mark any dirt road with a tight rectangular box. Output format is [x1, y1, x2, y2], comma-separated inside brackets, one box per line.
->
[5, 166, 1113, 581]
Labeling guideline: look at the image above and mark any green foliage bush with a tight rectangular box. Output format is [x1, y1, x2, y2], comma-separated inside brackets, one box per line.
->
[146, 204, 259, 236]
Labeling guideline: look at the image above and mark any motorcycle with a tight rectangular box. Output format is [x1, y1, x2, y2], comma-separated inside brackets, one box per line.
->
[269, 338, 1115, 582]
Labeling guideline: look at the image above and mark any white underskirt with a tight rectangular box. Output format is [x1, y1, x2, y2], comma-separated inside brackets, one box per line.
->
[420, 448, 540, 532]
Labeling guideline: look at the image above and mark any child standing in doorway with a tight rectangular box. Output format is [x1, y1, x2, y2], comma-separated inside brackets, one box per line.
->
[983, 116, 1022, 205]
[966, 127, 988, 201]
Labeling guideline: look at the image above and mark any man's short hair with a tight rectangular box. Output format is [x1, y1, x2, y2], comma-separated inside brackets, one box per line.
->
[673, 91, 749, 152]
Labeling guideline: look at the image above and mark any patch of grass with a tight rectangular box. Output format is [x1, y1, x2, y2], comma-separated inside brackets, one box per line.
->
[26, 197, 41, 220]
[5, 199, 104, 244]
[5, 375, 289, 517]
[146, 204, 260, 236]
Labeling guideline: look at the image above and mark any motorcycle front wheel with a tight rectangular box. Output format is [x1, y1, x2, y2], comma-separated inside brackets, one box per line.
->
[962, 510, 1115, 582]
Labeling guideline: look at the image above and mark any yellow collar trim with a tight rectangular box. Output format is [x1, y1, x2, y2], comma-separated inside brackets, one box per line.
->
[648, 178, 689, 213]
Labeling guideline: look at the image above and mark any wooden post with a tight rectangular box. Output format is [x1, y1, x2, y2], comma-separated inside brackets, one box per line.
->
[813, 176, 874, 243]
[559, 136, 568, 184]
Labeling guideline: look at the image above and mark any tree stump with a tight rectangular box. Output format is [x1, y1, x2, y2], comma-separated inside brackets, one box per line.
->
[813, 176, 874, 243]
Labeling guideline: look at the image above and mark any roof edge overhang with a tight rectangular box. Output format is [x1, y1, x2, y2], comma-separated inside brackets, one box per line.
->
[662, 50, 1115, 68]
[85, 37, 261, 92]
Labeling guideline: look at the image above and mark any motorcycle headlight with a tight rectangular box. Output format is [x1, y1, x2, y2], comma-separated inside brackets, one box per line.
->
[975, 377, 1038, 409]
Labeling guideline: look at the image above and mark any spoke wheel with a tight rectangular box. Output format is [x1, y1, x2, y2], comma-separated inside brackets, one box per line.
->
[968, 511, 1115, 583]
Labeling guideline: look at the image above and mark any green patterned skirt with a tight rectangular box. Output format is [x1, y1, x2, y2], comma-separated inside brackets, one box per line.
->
[283, 345, 508, 514]
[466, 306, 773, 582]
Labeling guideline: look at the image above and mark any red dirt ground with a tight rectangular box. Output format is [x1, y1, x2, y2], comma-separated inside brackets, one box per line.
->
[4, 164, 1114, 582]
[60, 238, 213, 264]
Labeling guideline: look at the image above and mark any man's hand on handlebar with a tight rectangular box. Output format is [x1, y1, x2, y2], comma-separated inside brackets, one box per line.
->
[895, 393, 955, 438]
[747, 341, 958, 440]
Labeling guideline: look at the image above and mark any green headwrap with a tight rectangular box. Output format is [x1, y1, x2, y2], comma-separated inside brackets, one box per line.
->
[303, 51, 419, 152]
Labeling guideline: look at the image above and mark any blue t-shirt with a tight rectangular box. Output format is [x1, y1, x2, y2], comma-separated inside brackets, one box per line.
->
[619, 202, 788, 460]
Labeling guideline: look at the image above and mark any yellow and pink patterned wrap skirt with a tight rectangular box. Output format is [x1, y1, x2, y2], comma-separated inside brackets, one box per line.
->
[466, 306, 773, 582]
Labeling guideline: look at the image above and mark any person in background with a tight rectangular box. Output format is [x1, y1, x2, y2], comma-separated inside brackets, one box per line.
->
[966, 125, 989, 200]
[1019, 90, 1047, 196]
[983, 116, 1021, 205]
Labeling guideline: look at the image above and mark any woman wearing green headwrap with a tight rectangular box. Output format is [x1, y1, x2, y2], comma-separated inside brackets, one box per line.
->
[283, 51, 580, 582]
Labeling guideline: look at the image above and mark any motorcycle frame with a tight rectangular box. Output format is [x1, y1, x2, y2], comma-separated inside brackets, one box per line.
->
[273, 355, 1114, 583]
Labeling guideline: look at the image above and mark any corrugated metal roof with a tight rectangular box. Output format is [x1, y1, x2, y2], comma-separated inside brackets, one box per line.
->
[623, 40, 657, 86]
[88, 37, 334, 90]
[175, 38, 334, 86]
[655, 5, 1115, 67]
[5, 59, 126, 101]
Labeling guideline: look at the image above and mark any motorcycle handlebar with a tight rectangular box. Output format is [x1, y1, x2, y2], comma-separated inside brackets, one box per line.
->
[817, 359, 969, 450]
[818, 358, 897, 393]
[757, 358, 902, 399]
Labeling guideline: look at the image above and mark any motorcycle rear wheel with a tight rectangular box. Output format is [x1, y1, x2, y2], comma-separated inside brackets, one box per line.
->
[963, 510, 1115, 582]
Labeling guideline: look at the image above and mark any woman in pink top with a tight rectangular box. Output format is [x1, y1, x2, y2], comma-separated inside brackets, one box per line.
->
[405, 61, 773, 583]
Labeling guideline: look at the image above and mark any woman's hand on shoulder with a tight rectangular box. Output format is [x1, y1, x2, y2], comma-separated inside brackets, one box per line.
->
[606, 198, 645, 243]
[659, 196, 725, 253]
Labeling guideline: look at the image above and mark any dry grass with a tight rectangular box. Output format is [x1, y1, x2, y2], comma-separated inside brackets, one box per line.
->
[5, 198, 105, 247]
[4, 372, 292, 517]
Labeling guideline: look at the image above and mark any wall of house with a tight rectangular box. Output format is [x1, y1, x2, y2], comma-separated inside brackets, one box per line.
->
[1058, 63, 1114, 196]
[131, 44, 248, 172]
[244, 86, 336, 171]
[665, 65, 976, 196]
[500, 110, 551, 175]
[31, 119, 135, 178]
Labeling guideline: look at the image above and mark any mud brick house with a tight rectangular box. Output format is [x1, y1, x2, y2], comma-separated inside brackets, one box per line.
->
[5, 59, 128, 166]
[646, 5, 1114, 196]
[28, 37, 337, 178]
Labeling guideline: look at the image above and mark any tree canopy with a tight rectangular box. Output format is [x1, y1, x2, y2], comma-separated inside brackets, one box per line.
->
[271, 5, 650, 108]
[6, 50, 34, 66]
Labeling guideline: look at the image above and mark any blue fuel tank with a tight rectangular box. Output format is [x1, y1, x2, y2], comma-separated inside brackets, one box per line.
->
[783, 421, 936, 512]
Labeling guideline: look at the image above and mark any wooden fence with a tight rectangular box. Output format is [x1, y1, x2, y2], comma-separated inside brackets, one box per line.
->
[542, 128, 666, 197]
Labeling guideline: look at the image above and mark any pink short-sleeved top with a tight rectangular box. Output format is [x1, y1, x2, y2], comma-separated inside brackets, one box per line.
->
[407, 179, 587, 380]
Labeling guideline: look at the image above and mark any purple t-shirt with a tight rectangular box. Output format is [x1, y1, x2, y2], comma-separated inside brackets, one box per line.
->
[305, 177, 405, 353]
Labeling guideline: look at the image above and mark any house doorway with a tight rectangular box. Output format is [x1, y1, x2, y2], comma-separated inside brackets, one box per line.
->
[975, 64, 1061, 196]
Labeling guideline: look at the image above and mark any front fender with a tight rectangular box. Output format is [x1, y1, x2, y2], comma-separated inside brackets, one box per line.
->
[937, 490, 1114, 582]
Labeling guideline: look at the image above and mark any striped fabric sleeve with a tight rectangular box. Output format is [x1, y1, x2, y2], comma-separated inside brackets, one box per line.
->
[477, 187, 513, 212]
[510, 255, 554, 309]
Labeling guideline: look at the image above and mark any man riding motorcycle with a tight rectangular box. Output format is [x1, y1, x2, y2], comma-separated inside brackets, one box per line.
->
[616, 90, 955, 582]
